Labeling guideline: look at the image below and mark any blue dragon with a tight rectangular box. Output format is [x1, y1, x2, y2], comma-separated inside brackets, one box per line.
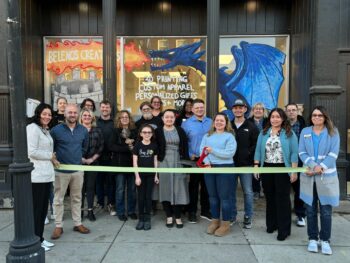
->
[149, 40, 286, 119]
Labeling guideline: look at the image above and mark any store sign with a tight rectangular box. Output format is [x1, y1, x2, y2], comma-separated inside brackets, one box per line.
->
[46, 40, 103, 75]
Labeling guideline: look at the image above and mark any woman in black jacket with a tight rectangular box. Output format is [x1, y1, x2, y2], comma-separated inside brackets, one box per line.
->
[109, 110, 137, 221]
[156, 109, 189, 228]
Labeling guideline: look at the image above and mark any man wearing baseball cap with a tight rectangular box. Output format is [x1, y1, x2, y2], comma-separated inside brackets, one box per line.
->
[230, 99, 259, 229]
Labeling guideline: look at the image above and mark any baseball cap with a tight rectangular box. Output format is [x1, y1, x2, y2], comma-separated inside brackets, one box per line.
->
[232, 99, 247, 108]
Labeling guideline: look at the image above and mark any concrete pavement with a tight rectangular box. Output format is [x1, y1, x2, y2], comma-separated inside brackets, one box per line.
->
[1, 197, 350, 263]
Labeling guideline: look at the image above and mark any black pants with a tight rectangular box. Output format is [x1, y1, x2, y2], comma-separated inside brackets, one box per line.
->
[162, 201, 182, 219]
[262, 163, 291, 237]
[291, 174, 306, 217]
[252, 176, 261, 193]
[32, 182, 51, 242]
[82, 171, 97, 209]
[96, 159, 115, 206]
[188, 173, 210, 214]
[137, 174, 154, 221]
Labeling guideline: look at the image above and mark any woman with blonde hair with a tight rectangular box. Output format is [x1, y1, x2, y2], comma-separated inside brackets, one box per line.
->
[79, 108, 104, 221]
[200, 113, 237, 237]
[109, 110, 138, 221]
[248, 102, 268, 200]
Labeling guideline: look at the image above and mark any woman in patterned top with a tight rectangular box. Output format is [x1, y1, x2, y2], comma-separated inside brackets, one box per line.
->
[79, 108, 104, 221]
[254, 108, 298, 241]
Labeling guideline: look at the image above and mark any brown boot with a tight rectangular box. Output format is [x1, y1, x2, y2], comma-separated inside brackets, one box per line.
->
[73, 224, 90, 234]
[207, 219, 220, 235]
[214, 221, 231, 237]
[51, 227, 63, 240]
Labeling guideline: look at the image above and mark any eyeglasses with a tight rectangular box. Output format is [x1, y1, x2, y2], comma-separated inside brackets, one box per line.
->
[141, 131, 152, 134]
[142, 108, 151, 111]
[152, 101, 161, 104]
[312, 114, 324, 118]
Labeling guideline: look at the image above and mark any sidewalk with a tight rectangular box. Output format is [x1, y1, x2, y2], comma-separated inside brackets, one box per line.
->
[1, 197, 350, 263]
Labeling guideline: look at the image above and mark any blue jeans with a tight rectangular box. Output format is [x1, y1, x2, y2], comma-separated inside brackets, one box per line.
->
[115, 173, 136, 215]
[306, 183, 332, 241]
[204, 164, 235, 221]
[231, 173, 254, 219]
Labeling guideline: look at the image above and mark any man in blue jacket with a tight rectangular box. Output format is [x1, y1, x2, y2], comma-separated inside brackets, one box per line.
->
[50, 104, 89, 239]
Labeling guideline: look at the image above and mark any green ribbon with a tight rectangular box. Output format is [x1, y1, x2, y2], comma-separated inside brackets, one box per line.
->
[57, 164, 307, 174]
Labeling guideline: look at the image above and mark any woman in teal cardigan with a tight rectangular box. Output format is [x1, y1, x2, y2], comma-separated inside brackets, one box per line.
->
[254, 108, 298, 241]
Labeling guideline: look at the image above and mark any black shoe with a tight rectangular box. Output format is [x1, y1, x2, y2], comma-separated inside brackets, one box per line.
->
[166, 217, 174, 228]
[266, 228, 276, 234]
[277, 233, 290, 241]
[136, 221, 144, 230]
[144, 221, 151, 231]
[176, 219, 183, 229]
[200, 211, 212, 222]
[118, 215, 128, 221]
[129, 213, 138, 220]
[188, 213, 197, 224]
[87, 210, 96, 222]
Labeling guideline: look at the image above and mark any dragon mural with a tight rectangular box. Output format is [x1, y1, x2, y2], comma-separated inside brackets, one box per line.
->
[149, 40, 286, 119]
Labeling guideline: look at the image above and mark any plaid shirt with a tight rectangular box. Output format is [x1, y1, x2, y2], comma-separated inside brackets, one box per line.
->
[85, 127, 104, 160]
[291, 120, 301, 139]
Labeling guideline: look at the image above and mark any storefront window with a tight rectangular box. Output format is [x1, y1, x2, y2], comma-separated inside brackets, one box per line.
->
[121, 37, 206, 115]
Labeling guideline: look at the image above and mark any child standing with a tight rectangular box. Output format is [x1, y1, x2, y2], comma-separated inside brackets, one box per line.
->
[133, 124, 159, 230]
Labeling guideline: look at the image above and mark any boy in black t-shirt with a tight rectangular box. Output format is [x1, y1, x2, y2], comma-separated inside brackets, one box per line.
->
[132, 124, 159, 230]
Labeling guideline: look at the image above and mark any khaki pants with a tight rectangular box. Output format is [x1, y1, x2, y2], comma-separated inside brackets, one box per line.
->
[54, 171, 84, 227]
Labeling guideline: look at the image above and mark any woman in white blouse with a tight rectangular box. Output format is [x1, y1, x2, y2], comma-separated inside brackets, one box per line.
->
[27, 103, 59, 251]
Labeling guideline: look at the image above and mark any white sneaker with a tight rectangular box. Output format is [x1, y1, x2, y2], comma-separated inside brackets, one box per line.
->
[42, 240, 55, 247]
[296, 216, 306, 227]
[321, 241, 332, 255]
[307, 240, 318, 253]
[44, 217, 49, 225]
[41, 244, 50, 252]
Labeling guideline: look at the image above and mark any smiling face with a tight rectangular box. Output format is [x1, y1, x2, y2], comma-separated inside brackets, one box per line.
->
[65, 104, 79, 124]
[81, 110, 93, 126]
[151, 98, 162, 110]
[100, 103, 112, 119]
[83, 100, 94, 111]
[232, 105, 247, 118]
[252, 105, 264, 119]
[311, 109, 325, 126]
[192, 102, 205, 118]
[140, 127, 153, 141]
[214, 114, 227, 132]
[162, 111, 176, 127]
[269, 110, 283, 128]
[40, 108, 52, 128]
[120, 112, 130, 127]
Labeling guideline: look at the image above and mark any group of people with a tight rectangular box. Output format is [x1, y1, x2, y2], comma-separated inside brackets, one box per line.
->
[27, 95, 340, 255]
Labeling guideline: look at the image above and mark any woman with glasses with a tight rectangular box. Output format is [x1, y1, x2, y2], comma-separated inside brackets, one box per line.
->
[109, 110, 138, 221]
[135, 101, 163, 131]
[151, 96, 163, 117]
[299, 106, 340, 255]
[254, 108, 298, 241]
